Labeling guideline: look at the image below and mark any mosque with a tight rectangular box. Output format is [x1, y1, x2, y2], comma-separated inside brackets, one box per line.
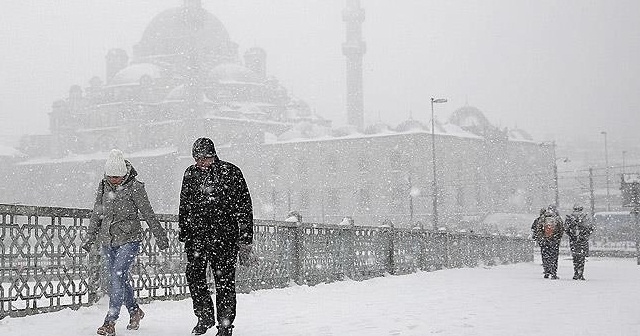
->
[3, 0, 554, 232]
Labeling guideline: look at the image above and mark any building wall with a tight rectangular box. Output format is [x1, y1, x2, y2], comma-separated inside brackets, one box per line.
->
[223, 132, 554, 229]
[5, 131, 553, 232]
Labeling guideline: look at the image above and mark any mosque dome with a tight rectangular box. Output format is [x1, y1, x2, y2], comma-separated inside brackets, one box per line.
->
[110, 63, 162, 86]
[448, 105, 491, 130]
[210, 63, 263, 84]
[363, 121, 393, 135]
[133, 5, 237, 62]
[395, 118, 427, 132]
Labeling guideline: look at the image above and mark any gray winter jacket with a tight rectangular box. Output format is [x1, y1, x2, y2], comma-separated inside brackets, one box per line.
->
[85, 161, 169, 249]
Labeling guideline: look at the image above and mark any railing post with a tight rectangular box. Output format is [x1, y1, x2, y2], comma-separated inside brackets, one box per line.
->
[418, 229, 427, 271]
[380, 225, 395, 275]
[344, 226, 356, 279]
[291, 224, 304, 285]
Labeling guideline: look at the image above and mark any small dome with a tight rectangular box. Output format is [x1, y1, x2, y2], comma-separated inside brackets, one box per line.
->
[449, 105, 491, 129]
[110, 63, 162, 86]
[210, 63, 263, 84]
[364, 121, 393, 135]
[332, 125, 360, 137]
[277, 121, 330, 141]
[395, 118, 426, 132]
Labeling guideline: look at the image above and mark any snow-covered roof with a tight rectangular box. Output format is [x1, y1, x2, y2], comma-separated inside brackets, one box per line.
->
[507, 128, 535, 142]
[440, 123, 483, 139]
[18, 146, 178, 165]
[0, 144, 25, 158]
[210, 63, 263, 84]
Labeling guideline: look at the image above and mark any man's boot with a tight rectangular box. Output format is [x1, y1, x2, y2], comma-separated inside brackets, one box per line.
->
[192, 318, 215, 335]
[216, 325, 234, 336]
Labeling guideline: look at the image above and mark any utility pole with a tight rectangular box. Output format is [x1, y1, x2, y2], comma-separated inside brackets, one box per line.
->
[601, 131, 610, 211]
[589, 168, 595, 215]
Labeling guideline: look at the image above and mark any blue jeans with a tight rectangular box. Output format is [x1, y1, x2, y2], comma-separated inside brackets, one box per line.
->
[101, 241, 141, 322]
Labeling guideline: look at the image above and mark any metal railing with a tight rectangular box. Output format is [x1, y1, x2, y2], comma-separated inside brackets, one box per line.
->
[0, 204, 533, 319]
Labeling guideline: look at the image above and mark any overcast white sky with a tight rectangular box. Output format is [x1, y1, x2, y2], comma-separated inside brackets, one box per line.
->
[1, 0, 639, 151]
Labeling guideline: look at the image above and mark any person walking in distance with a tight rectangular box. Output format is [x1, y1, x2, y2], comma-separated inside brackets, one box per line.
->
[531, 208, 547, 255]
[82, 149, 169, 336]
[179, 138, 254, 336]
[565, 204, 594, 280]
[531, 205, 564, 279]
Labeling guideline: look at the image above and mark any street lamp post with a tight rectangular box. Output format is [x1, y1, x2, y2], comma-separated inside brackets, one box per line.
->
[430, 97, 447, 229]
[601, 131, 610, 211]
[623, 150, 627, 174]
[540, 141, 562, 209]
[550, 141, 560, 208]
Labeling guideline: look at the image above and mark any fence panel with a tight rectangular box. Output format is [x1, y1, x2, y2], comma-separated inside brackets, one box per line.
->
[0, 204, 533, 319]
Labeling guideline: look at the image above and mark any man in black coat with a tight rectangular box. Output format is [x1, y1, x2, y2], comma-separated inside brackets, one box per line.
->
[179, 138, 254, 336]
[531, 205, 564, 279]
[565, 204, 594, 280]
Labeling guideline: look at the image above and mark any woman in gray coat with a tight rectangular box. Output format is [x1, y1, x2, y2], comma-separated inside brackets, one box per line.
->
[82, 149, 169, 336]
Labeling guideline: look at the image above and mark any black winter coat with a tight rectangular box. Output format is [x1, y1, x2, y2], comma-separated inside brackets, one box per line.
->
[178, 157, 253, 247]
[564, 213, 594, 256]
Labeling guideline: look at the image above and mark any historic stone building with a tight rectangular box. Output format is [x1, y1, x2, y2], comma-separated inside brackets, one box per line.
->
[5, 1, 554, 232]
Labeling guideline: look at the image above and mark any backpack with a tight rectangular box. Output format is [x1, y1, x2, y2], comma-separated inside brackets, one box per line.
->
[543, 217, 557, 238]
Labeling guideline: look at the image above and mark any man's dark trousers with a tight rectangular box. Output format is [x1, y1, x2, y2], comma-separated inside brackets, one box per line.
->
[186, 238, 238, 328]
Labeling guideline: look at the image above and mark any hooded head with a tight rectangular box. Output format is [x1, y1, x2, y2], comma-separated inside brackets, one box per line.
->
[104, 149, 127, 176]
[192, 137, 216, 159]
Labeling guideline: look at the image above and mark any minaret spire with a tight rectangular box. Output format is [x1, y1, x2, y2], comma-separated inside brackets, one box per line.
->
[342, 0, 366, 130]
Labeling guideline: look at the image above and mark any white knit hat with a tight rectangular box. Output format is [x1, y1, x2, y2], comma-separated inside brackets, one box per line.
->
[104, 149, 127, 176]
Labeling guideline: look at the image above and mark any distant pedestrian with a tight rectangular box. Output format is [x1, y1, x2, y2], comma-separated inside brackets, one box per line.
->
[531, 208, 547, 254]
[565, 204, 594, 280]
[531, 205, 564, 279]
[82, 149, 169, 336]
[179, 138, 254, 336]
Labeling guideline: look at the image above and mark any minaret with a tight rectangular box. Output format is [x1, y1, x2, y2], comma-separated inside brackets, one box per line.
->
[342, 0, 366, 130]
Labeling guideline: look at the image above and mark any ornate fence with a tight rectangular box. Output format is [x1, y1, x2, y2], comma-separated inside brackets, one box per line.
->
[0, 204, 533, 319]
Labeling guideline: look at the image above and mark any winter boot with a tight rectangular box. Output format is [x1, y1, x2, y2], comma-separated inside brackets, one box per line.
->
[573, 272, 579, 280]
[578, 270, 586, 280]
[215, 325, 234, 336]
[127, 308, 145, 330]
[550, 274, 559, 280]
[192, 318, 215, 335]
[97, 321, 116, 336]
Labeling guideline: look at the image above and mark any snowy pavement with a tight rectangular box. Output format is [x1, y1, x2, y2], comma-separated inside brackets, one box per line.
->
[2, 255, 639, 336]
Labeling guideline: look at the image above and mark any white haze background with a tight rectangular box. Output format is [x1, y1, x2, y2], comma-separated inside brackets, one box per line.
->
[1, 0, 640, 156]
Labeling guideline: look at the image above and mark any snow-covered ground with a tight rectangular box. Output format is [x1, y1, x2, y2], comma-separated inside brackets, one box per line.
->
[2, 255, 639, 336]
